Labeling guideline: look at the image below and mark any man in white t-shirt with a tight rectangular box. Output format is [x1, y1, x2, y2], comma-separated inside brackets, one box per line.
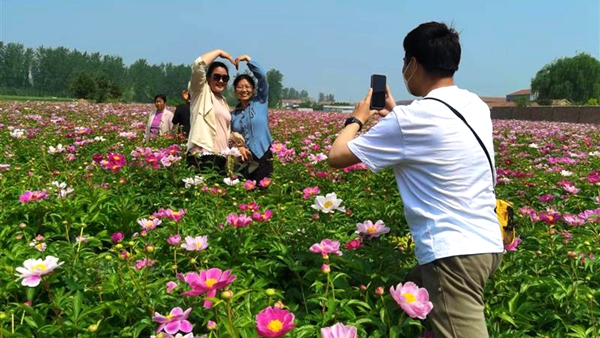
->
[328, 22, 504, 338]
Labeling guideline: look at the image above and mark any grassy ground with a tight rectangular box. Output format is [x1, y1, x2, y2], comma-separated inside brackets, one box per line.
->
[0, 95, 75, 102]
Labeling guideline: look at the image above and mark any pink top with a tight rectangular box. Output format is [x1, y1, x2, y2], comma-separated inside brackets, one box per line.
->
[150, 111, 163, 135]
[211, 93, 231, 153]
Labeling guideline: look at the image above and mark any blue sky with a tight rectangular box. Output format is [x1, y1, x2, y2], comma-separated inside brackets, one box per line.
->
[1, 0, 598, 102]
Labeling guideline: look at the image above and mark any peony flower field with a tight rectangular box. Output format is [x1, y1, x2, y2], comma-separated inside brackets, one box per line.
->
[0, 101, 599, 337]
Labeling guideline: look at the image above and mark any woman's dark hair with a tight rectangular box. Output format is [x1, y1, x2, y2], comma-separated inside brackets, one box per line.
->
[154, 94, 167, 103]
[233, 74, 255, 89]
[206, 61, 229, 79]
[403, 22, 461, 78]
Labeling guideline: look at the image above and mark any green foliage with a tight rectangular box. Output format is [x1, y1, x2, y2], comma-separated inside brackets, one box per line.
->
[515, 97, 529, 107]
[585, 98, 599, 106]
[282, 87, 310, 101]
[318, 92, 335, 103]
[94, 73, 122, 103]
[70, 72, 97, 100]
[299, 100, 313, 108]
[266, 69, 284, 108]
[1, 102, 599, 337]
[536, 99, 553, 106]
[0, 42, 191, 103]
[531, 53, 600, 104]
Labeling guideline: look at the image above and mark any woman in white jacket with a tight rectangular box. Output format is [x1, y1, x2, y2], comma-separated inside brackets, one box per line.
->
[144, 94, 174, 143]
[186, 49, 238, 174]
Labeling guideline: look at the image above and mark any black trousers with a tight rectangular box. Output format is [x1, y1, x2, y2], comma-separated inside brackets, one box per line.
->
[241, 149, 273, 182]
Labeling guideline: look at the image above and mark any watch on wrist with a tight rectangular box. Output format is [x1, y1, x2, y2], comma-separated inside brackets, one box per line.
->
[344, 117, 363, 131]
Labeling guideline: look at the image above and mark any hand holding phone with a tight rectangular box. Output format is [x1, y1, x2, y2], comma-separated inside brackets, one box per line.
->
[370, 74, 386, 110]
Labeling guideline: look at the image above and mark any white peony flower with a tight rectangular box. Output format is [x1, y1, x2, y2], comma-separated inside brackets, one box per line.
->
[311, 193, 346, 213]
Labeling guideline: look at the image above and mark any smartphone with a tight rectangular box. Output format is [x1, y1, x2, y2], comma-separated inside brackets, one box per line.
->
[370, 74, 386, 110]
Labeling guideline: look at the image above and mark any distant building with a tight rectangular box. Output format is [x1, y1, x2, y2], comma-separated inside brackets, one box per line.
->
[323, 105, 355, 113]
[506, 89, 532, 102]
[480, 97, 516, 109]
[281, 99, 303, 108]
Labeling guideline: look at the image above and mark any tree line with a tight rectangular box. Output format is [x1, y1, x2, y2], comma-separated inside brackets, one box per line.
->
[0, 41, 339, 108]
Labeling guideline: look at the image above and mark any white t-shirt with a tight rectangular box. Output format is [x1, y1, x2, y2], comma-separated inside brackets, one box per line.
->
[348, 86, 504, 264]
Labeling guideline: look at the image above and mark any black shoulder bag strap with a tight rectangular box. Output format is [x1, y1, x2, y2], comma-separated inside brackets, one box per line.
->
[422, 97, 496, 186]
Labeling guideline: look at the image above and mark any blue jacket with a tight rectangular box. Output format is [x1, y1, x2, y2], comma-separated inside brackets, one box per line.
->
[231, 60, 273, 158]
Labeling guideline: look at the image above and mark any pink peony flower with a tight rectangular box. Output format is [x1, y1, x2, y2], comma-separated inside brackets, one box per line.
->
[587, 170, 600, 184]
[16, 256, 63, 287]
[134, 258, 155, 270]
[167, 234, 182, 246]
[504, 237, 522, 251]
[181, 268, 237, 308]
[226, 213, 253, 228]
[138, 218, 161, 231]
[356, 220, 390, 238]
[259, 177, 273, 188]
[539, 211, 561, 225]
[252, 210, 273, 222]
[111, 232, 124, 243]
[320, 323, 357, 338]
[256, 306, 295, 337]
[244, 180, 257, 190]
[152, 307, 193, 335]
[309, 239, 342, 257]
[165, 209, 186, 222]
[19, 190, 48, 203]
[389, 282, 433, 320]
[180, 236, 208, 251]
[344, 238, 361, 250]
[166, 281, 178, 293]
[302, 186, 321, 199]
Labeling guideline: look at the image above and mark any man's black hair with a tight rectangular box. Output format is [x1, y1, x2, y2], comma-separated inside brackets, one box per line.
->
[403, 21, 461, 77]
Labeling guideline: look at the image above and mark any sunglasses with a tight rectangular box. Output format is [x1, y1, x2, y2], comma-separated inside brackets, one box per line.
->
[211, 74, 230, 82]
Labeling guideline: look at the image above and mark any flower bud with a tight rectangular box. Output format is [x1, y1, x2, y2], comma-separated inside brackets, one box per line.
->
[274, 301, 285, 309]
[375, 286, 384, 295]
[189, 258, 197, 264]
[221, 290, 233, 300]
[145, 244, 155, 253]
[265, 288, 276, 296]
[321, 264, 331, 274]
[207, 320, 217, 330]
[88, 324, 98, 333]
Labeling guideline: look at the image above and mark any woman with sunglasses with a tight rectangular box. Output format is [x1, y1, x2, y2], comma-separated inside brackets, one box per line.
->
[187, 49, 237, 173]
[230, 55, 274, 182]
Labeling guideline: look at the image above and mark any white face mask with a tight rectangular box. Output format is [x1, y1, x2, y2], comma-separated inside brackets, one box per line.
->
[403, 59, 416, 96]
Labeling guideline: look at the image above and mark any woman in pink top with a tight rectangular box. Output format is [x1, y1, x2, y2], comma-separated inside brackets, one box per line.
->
[187, 49, 242, 174]
[144, 94, 174, 143]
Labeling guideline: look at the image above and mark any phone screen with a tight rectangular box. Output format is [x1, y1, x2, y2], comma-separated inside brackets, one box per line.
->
[370, 74, 386, 110]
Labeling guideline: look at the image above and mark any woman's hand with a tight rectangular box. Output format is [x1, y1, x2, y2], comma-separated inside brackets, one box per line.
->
[234, 55, 252, 68]
[219, 50, 236, 67]
[238, 147, 252, 162]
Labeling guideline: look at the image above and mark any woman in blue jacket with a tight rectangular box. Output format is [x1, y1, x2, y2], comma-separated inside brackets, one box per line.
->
[231, 55, 273, 181]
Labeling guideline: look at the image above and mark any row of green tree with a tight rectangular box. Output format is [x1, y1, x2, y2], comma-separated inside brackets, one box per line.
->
[0, 41, 336, 107]
[0, 42, 193, 104]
